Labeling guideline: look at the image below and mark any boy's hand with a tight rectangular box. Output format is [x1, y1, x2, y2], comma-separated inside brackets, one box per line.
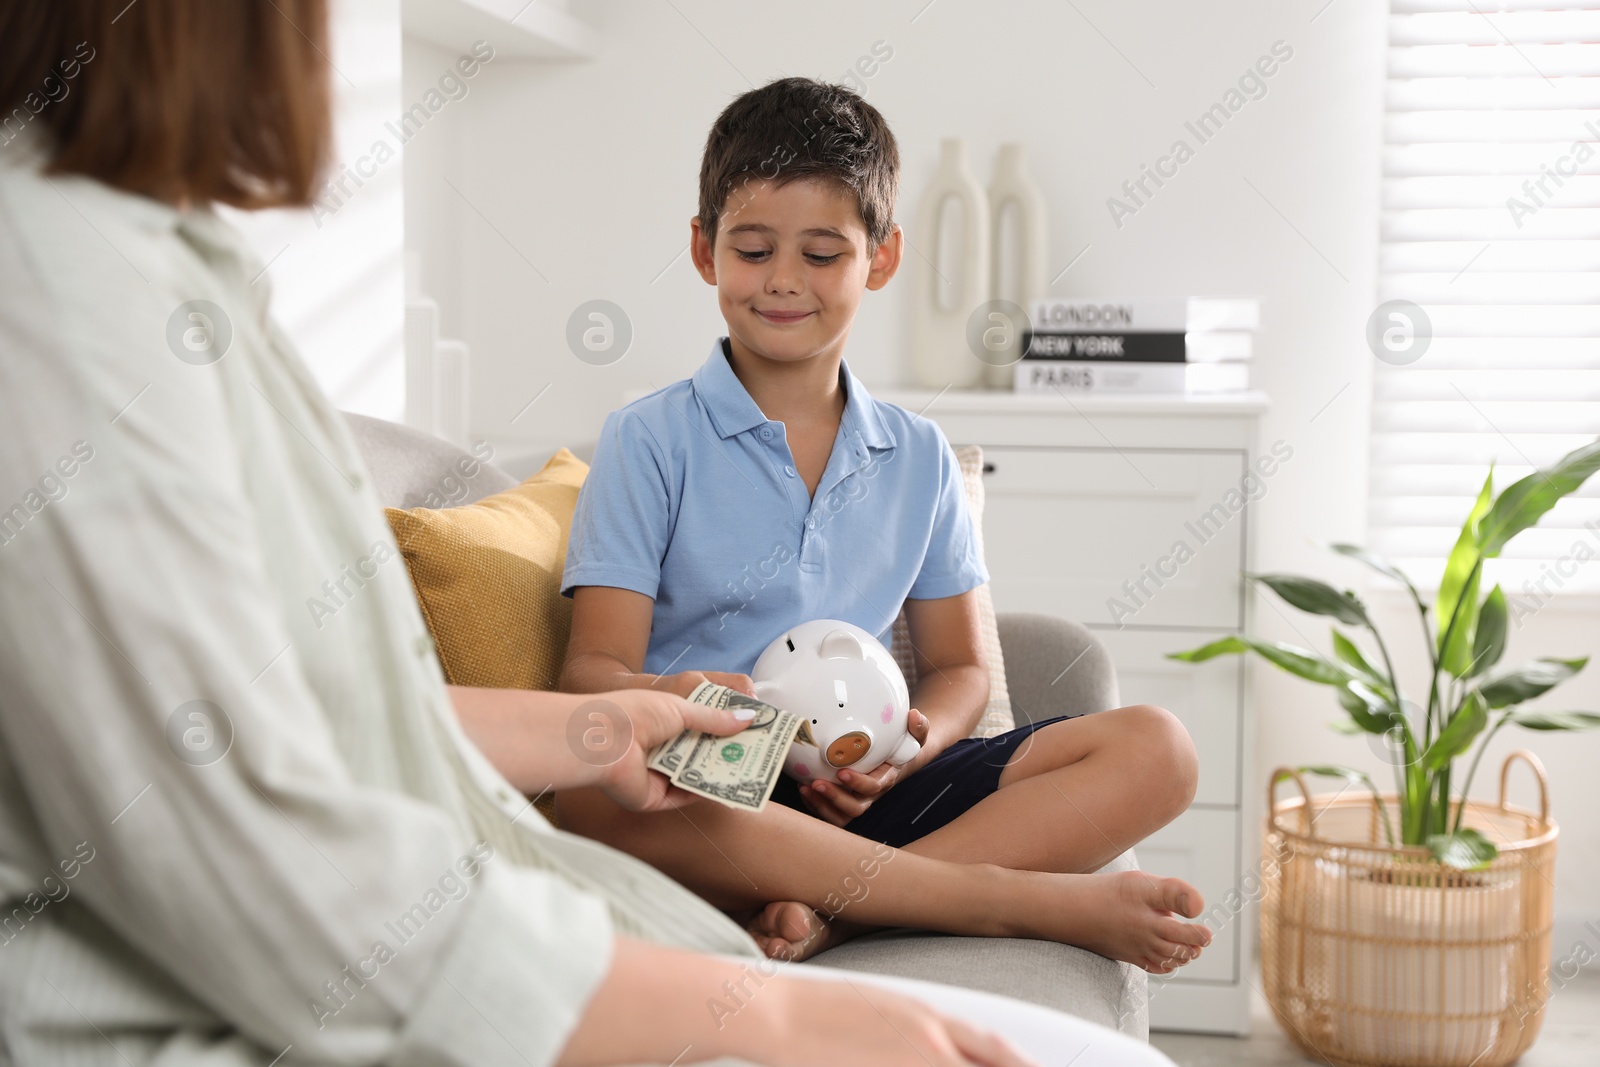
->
[799, 709, 933, 826]
[661, 670, 756, 700]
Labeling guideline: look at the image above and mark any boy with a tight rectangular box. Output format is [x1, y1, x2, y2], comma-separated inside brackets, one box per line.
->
[557, 77, 1209, 972]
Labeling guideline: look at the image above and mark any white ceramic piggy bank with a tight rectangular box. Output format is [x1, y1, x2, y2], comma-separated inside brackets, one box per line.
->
[751, 619, 918, 786]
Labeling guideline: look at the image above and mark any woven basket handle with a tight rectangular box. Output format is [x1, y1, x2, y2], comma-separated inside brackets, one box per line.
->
[1499, 749, 1550, 825]
[1269, 766, 1316, 837]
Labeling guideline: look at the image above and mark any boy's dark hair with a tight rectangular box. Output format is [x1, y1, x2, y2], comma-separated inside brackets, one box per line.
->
[698, 76, 899, 247]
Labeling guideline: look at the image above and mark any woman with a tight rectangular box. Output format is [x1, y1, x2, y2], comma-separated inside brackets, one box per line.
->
[0, 3, 1171, 1065]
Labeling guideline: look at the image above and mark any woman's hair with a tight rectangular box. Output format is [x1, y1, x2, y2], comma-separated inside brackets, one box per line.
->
[0, 0, 331, 208]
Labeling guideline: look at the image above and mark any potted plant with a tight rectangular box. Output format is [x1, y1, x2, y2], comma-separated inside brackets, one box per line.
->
[1171, 438, 1600, 1067]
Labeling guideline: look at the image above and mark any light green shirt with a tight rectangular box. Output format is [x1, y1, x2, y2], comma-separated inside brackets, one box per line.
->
[0, 133, 757, 1066]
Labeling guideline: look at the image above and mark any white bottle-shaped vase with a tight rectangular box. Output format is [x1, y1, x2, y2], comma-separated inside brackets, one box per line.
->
[985, 143, 1048, 389]
[910, 138, 989, 390]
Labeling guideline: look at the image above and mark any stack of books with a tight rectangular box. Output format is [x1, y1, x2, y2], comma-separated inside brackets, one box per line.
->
[1014, 298, 1258, 395]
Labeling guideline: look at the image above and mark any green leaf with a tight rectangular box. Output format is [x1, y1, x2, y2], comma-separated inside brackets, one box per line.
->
[1468, 585, 1508, 679]
[1296, 765, 1396, 847]
[1339, 681, 1400, 735]
[1170, 636, 1347, 685]
[1332, 630, 1387, 689]
[1299, 763, 1377, 787]
[1478, 438, 1600, 557]
[1329, 719, 1365, 735]
[1422, 691, 1488, 773]
[1252, 574, 1370, 628]
[1436, 470, 1492, 663]
[1426, 827, 1499, 870]
[1168, 636, 1249, 663]
[1478, 657, 1590, 708]
[1245, 639, 1348, 685]
[1441, 564, 1484, 678]
[1327, 543, 1422, 605]
[1508, 710, 1600, 731]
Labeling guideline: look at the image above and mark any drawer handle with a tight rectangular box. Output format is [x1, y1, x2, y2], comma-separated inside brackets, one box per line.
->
[982, 462, 996, 475]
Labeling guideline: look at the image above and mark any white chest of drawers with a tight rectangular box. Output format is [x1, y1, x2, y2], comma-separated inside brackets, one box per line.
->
[877, 388, 1270, 1035]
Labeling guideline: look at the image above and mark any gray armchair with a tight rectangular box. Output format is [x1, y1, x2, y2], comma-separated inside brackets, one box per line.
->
[344, 413, 1148, 1038]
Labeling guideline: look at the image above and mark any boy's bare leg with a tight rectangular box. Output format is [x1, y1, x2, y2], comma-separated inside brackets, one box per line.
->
[555, 704, 1207, 972]
[736, 705, 1199, 961]
[907, 704, 1197, 868]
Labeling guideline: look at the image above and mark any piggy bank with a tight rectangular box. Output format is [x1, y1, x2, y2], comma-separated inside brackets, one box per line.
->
[751, 619, 918, 786]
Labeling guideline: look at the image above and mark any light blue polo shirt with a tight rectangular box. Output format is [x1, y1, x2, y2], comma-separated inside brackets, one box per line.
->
[562, 338, 988, 676]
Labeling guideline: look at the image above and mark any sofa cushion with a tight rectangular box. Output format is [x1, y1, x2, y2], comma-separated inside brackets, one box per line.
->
[384, 449, 587, 696]
[346, 412, 517, 508]
[889, 444, 1014, 738]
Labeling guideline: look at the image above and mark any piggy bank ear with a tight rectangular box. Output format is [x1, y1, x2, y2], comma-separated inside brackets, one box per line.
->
[819, 629, 867, 661]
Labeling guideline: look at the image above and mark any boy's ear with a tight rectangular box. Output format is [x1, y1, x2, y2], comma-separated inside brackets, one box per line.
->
[864, 224, 904, 292]
[689, 216, 718, 285]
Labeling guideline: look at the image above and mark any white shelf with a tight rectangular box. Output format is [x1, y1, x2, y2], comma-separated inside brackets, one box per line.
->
[873, 387, 1271, 418]
[401, 0, 599, 60]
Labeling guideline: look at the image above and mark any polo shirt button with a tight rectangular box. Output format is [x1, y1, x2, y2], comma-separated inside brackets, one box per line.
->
[759, 427, 774, 441]
[805, 517, 816, 530]
[785, 465, 797, 478]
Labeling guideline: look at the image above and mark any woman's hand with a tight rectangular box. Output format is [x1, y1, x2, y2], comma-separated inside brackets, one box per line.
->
[800, 708, 934, 826]
[585, 688, 756, 812]
[557, 937, 1039, 1067]
[760, 972, 1037, 1067]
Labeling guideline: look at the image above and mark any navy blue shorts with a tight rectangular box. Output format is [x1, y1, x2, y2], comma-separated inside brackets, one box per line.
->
[770, 713, 1080, 848]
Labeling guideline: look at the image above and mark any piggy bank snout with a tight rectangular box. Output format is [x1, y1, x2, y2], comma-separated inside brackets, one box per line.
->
[824, 729, 873, 768]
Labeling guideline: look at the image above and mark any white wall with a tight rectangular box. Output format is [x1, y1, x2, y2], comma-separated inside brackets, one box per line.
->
[402, 0, 1600, 952]
[229, 0, 407, 420]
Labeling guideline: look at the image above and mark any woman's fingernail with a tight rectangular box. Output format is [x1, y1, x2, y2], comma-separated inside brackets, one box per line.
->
[732, 709, 756, 721]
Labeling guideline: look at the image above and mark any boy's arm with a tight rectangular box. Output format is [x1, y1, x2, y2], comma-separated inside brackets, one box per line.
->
[800, 590, 988, 827]
[559, 585, 755, 699]
[901, 589, 990, 768]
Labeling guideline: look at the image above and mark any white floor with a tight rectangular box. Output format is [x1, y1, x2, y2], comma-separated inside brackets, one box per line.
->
[1150, 969, 1599, 1067]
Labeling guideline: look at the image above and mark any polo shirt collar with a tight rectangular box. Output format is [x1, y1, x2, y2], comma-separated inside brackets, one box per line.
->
[839, 361, 897, 452]
[692, 339, 768, 439]
[693, 337, 897, 452]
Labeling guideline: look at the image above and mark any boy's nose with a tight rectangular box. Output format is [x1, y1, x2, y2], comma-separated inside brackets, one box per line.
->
[765, 254, 805, 295]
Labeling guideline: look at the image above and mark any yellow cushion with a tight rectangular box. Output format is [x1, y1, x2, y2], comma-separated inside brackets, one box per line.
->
[385, 449, 587, 694]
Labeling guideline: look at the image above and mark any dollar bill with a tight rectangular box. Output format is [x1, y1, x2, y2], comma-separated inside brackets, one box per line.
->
[646, 725, 697, 776]
[645, 682, 809, 812]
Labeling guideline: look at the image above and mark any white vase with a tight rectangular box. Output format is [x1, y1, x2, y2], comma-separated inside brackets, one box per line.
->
[985, 143, 1048, 390]
[909, 138, 989, 390]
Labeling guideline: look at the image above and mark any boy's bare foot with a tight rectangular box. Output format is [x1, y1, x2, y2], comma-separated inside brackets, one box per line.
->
[746, 900, 868, 962]
[1016, 869, 1211, 975]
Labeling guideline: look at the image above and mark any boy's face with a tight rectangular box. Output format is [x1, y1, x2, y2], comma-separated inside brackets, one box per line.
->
[690, 177, 902, 370]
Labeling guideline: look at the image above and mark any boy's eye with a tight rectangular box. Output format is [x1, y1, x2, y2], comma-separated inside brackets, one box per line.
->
[732, 249, 842, 265]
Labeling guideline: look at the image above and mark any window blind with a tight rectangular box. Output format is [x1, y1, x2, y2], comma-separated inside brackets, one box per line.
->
[1372, 0, 1600, 603]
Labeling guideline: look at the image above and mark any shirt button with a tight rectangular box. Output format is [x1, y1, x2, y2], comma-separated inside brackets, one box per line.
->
[784, 465, 797, 478]
[759, 426, 774, 441]
[805, 516, 816, 530]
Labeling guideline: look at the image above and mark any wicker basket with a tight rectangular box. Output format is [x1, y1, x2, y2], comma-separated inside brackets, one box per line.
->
[1260, 751, 1557, 1067]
